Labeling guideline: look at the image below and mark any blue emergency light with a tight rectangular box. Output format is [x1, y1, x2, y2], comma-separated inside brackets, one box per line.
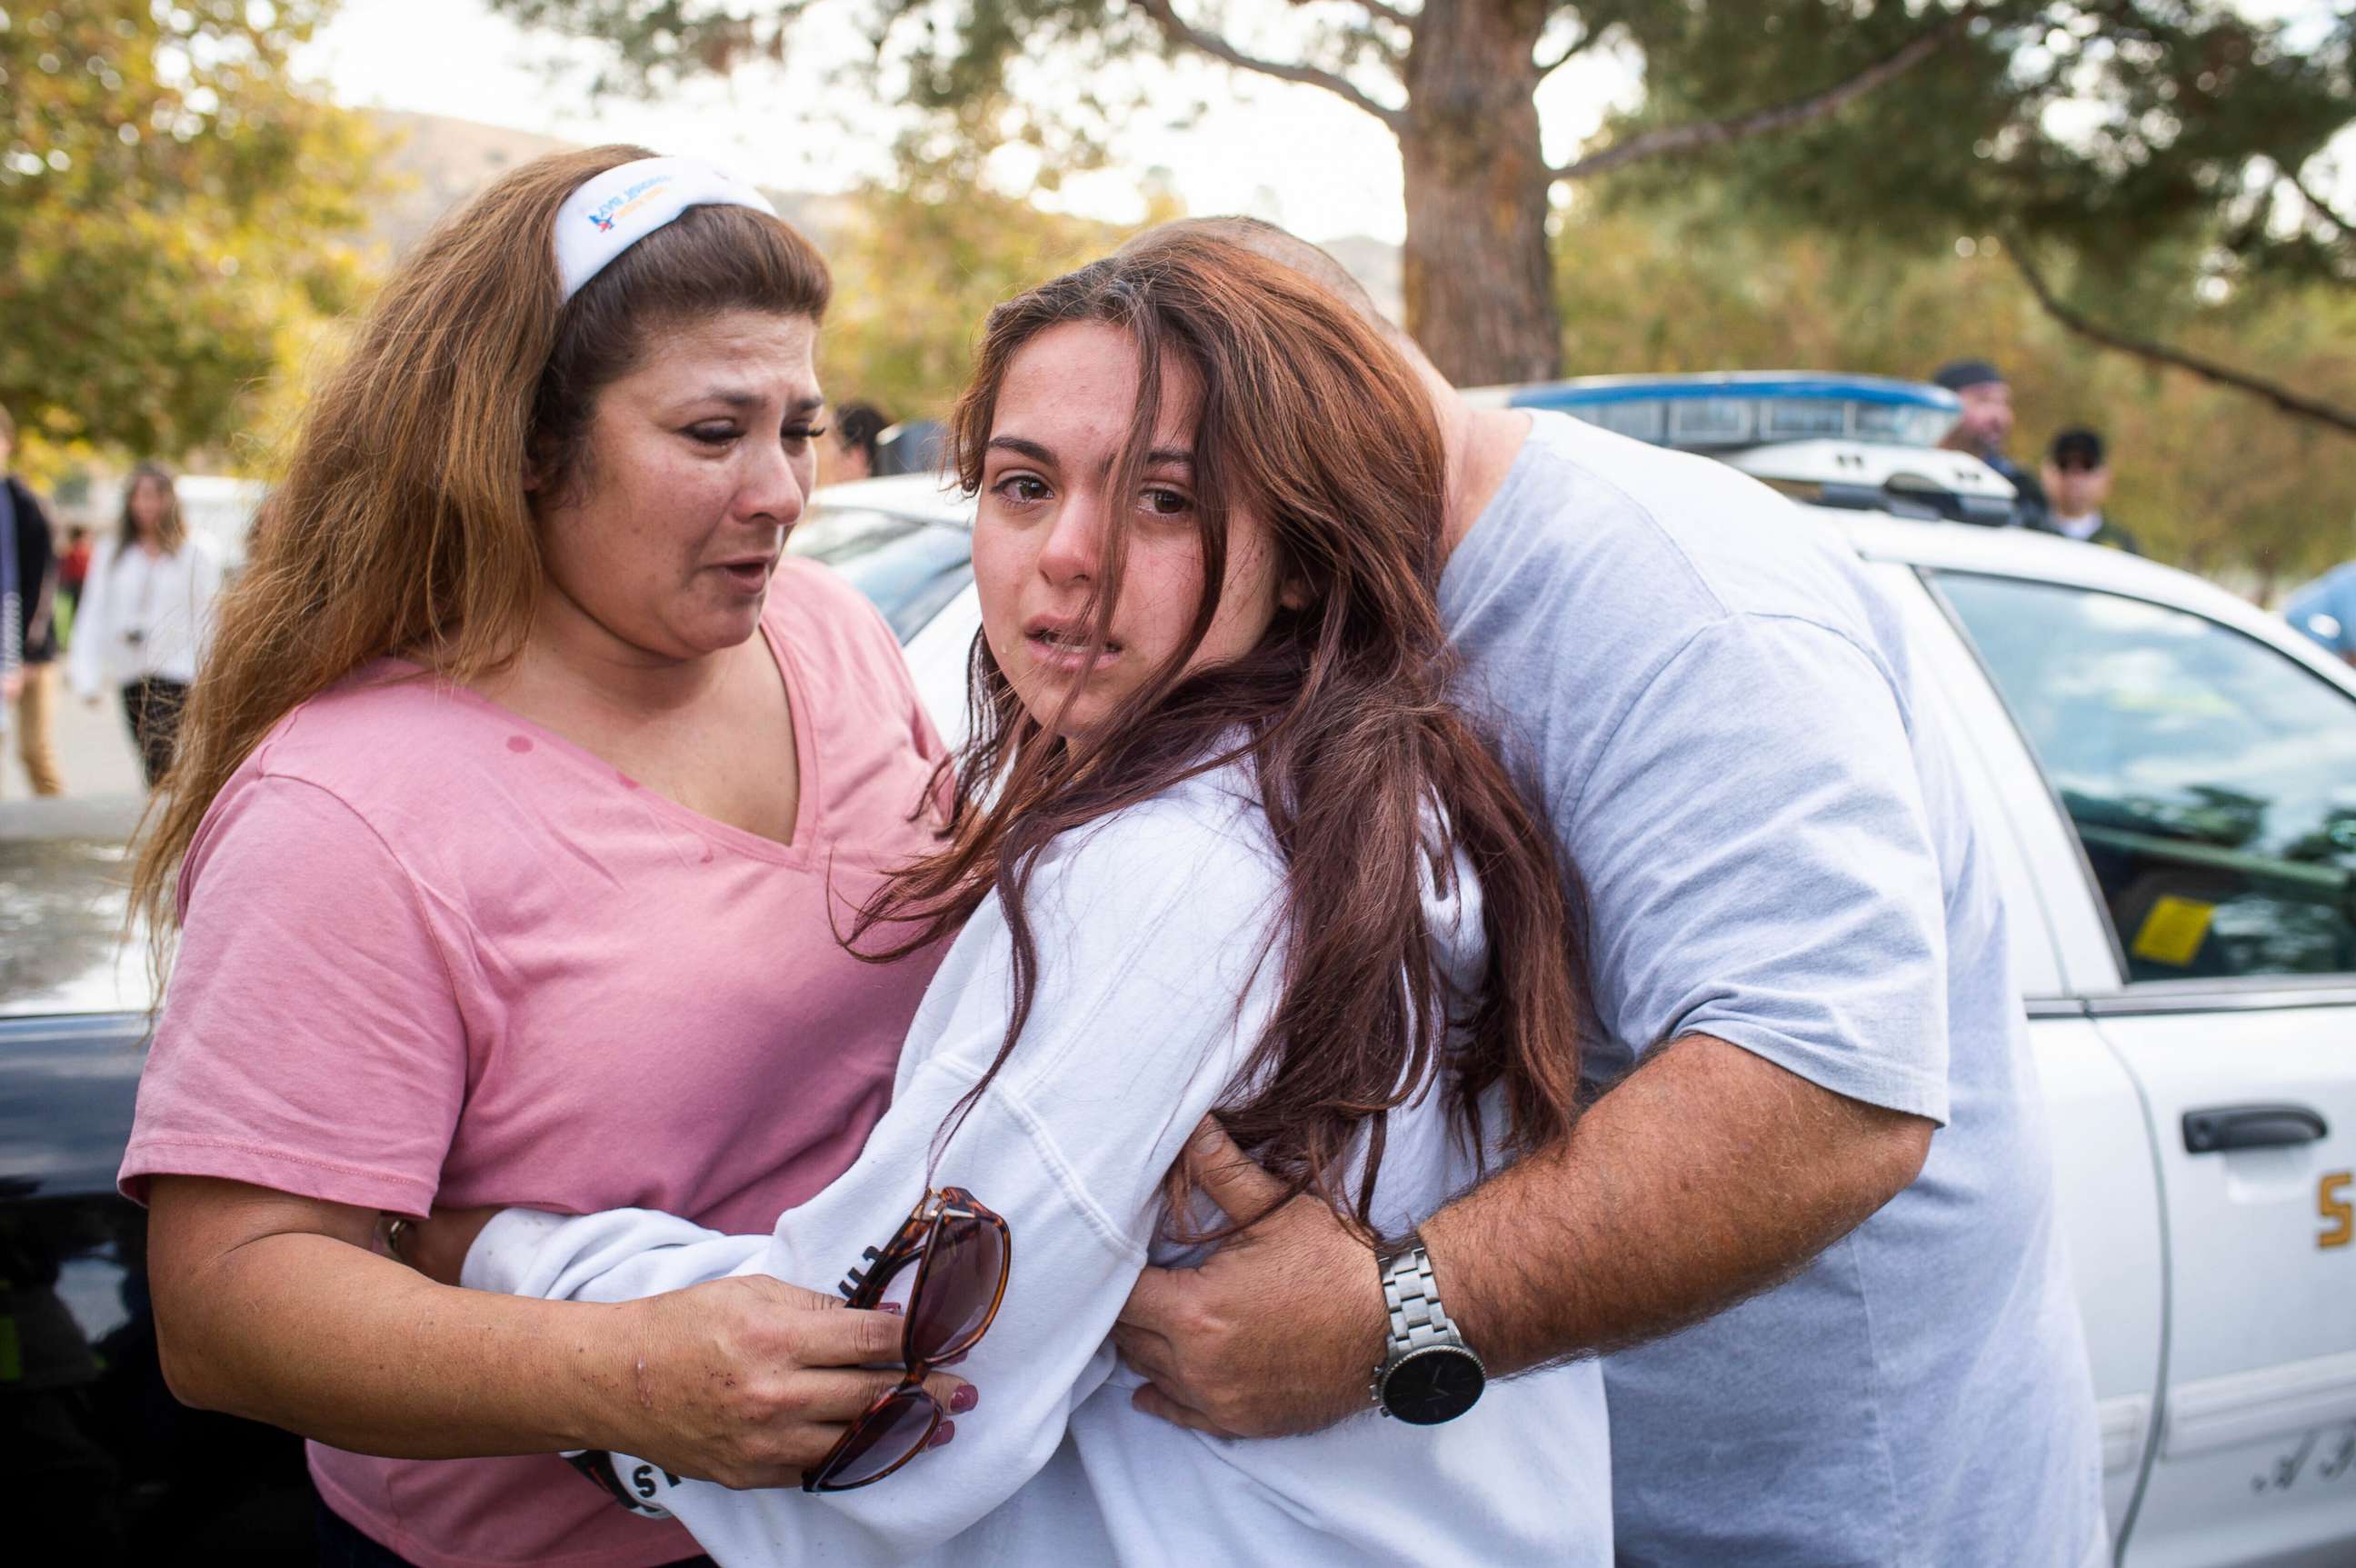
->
[1499, 373, 1961, 452]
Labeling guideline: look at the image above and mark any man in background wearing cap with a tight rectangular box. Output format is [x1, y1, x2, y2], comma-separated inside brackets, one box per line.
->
[1932, 358, 2051, 530]
[2040, 426, 2141, 554]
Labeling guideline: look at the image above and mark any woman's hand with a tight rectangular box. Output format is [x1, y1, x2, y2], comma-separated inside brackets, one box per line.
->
[600, 1275, 973, 1489]
[390, 1203, 974, 1489]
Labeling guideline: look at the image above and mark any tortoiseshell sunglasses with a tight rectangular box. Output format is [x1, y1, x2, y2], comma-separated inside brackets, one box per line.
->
[804, 1184, 1012, 1493]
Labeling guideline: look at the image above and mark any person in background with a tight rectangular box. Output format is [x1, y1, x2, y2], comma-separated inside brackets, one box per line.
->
[1932, 358, 2050, 530]
[67, 462, 225, 787]
[0, 403, 65, 795]
[825, 401, 890, 484]
[2283, 560, 2356, 664]
[56, 524, 94, 638]
[2038, 426, 2140, 554]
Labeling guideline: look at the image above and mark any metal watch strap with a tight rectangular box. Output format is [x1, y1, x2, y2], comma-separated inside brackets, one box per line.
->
[1379, 1243, 1460, 1356]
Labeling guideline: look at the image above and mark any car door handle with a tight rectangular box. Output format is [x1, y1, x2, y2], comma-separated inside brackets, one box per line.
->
[2181, 1104, 2330, 1154]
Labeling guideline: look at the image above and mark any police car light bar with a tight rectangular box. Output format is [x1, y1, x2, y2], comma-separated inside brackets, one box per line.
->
[1718, 440, 2017, 527]
[1463, 372, 1962, 453]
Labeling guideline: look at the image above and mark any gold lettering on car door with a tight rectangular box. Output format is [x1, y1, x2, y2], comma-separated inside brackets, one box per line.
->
[2322, 1173, 2354, 1250]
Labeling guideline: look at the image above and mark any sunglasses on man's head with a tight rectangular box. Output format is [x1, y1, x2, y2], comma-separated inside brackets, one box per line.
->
[805, 1184, 1012, 1493]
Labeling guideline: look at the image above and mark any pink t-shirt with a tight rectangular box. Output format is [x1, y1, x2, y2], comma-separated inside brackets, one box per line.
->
[121, 561, 950, 1568]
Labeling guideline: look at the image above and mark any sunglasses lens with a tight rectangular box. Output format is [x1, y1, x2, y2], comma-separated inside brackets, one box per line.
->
[909, 1212, 1005, 1363]
[816, 1386, 939, 1491]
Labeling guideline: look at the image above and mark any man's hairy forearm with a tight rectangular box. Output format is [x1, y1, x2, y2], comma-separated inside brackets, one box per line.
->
[1421, 1034, 1935, 1375]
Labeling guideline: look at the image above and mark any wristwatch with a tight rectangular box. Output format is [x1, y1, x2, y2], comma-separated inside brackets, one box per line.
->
[1368, 1242, 1486, 1425]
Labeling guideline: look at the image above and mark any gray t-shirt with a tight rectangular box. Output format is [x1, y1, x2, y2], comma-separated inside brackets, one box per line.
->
[1440, 413, 2103, 1566]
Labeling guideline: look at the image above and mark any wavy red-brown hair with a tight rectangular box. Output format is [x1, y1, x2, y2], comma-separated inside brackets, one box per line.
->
[860, 236, 1592, 1241]
[132, 145, 829, 974]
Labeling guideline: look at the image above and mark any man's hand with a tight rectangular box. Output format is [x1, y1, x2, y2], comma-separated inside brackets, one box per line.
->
[1113, 1122, 1384, 1440]
[1117, 1039, 1932, 1447]
[396, 1204, 973, 1489]
[598, 1274, 970, 1489]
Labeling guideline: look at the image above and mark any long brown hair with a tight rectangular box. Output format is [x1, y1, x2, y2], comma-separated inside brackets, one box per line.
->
[862, 238, 1591, 1240]
[116, 462, 188, 556]
[131, 145, 830, 957]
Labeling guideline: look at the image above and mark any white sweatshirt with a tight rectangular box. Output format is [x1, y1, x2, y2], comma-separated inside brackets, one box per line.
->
[66, 534, 224, 695]
[465, 762, 1612, 1567]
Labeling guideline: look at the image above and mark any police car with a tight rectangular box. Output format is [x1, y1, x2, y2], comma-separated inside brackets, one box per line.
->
[796, 374, 2356, 1567]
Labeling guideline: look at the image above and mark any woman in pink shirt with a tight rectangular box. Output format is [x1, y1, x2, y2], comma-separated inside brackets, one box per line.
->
[119, 147, 970, 1568]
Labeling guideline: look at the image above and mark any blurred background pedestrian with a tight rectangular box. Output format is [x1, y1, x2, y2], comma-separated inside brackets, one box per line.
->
[1932, 358, 2050, 531]
[0, 402, 64, 796]
[824, 400, 890, 484]
[2038, 426, 2140, 554]
[67, 462, 224, 788]
[55, 524, 92, 642]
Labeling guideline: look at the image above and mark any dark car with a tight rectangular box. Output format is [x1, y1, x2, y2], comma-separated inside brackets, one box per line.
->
[1, 796, 312, 1562]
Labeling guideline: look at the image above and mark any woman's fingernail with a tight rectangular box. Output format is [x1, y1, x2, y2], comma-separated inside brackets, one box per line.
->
[950, 1383, 978, 1414]
[877, 1302, 903, 1315]
[928, 1421, 955, 1448]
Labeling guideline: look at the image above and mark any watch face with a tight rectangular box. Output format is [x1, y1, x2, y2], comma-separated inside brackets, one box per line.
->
[1382, 1345, 1486, 1425]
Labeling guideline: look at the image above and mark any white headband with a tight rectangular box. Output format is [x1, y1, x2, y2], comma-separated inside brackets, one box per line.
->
[552, 155, 778, 302]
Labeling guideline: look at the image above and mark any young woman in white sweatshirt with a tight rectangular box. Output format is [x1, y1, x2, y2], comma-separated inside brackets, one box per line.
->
[439, 236, 1613, 1564]
[67, 462, 222, 785]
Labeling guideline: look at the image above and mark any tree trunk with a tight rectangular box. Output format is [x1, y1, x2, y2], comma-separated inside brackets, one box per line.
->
[1398, 0, 1558, 386]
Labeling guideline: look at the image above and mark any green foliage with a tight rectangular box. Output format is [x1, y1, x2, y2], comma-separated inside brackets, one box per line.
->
[485, 1, 2352, 385]
[1612, 2, 2353, 297]
[0, 0, 383, 468]
[482, 0, 2353, 569]
[1556, 206, 2356, 585]
[820, 141, 1176, 417]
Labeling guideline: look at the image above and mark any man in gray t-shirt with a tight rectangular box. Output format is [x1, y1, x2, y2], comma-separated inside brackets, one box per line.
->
[1113, 223, 2104, 1568]
[1439, 411, 2101, 1563]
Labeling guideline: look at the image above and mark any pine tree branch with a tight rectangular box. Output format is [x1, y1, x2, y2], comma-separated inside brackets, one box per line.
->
[1133, 0, 1405, 131]
[1341, 0, 1417, 29]
[2286, 165, 2356, 239]
[1536, 23, 1596, 77]
[2008, 243, 2356, 438]
[1552, 5, 1980, 183]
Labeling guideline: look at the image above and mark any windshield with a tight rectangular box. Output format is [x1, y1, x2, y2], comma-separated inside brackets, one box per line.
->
[788, 507, 976, 643]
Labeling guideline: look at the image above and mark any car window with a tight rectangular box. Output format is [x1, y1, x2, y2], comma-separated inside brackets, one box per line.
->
[1936, 572, 2356, 984]
[788, 507, 976, 643]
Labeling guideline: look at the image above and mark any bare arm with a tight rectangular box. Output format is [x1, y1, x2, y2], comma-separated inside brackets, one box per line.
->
[148, 1175, 969, 1487]
[1114, 1034, 1933, 1437]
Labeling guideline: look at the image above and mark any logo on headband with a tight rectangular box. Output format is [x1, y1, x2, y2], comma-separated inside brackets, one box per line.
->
[585, 173, 681, 236]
